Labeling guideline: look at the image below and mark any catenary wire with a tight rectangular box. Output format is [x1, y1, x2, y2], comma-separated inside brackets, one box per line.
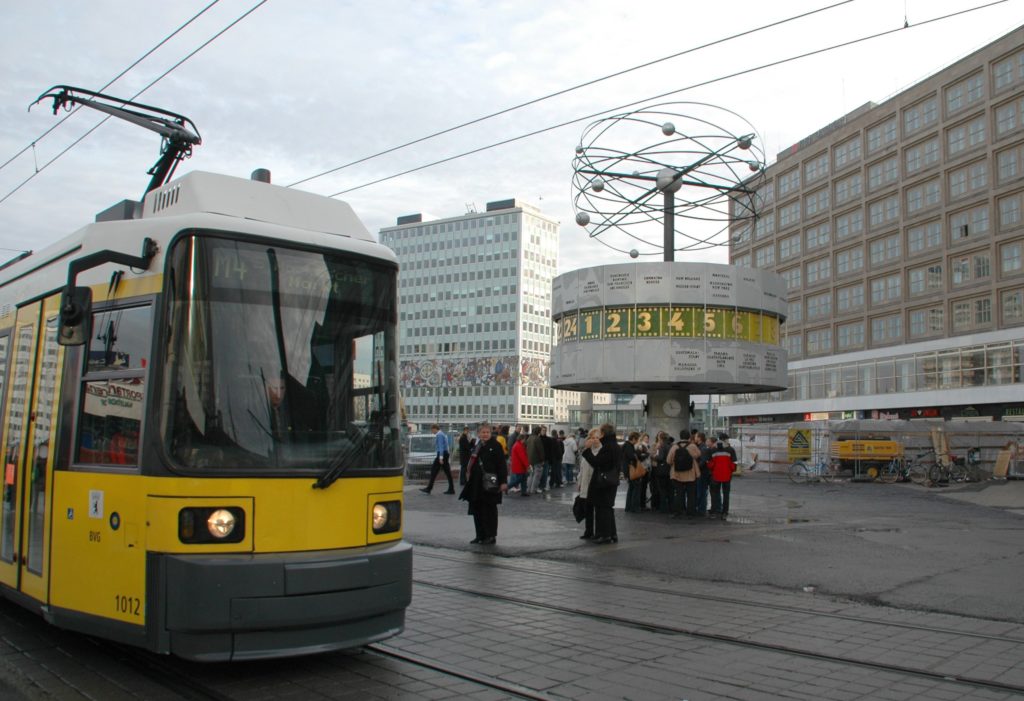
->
[0, 0, 222, 175]
[289, 0, 856, 188]
[327, 0, 1007, 199]
[0, 0, 268, 207]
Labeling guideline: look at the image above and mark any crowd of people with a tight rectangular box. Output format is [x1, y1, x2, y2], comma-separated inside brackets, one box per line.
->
[419, 422, 739, 546]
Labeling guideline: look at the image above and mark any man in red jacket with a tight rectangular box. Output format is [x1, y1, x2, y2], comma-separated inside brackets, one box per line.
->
[708, 436, 737, 519]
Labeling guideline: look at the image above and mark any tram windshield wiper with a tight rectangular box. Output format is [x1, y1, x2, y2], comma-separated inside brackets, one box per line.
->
[312, 448, 350, 490]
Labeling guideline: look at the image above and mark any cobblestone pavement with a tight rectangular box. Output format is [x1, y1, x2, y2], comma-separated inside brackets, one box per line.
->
[0, 473, 1020, 699]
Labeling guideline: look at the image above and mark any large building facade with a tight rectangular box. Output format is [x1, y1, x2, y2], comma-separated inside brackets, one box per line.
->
[724, 25, 1024, 425]
[380, 198, 563, 429]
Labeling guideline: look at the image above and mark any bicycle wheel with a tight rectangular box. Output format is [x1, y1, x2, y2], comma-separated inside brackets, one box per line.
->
[788, 461, 810, 484]
[879, 460, 900, 483]
[927, 463, 946, 486]
[907, 461, 929, 485]
[820, 461, 838, 484]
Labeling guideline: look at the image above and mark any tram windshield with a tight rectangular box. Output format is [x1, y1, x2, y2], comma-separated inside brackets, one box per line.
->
[162, 234, 400, 474]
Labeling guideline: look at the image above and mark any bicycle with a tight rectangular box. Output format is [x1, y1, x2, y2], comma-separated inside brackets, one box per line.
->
[926, 448, 981, 486]
[788, 457, 840, 484]
[896, 449, 939, 485]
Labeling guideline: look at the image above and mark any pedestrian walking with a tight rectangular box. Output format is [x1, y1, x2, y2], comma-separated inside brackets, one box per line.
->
[526, 426, 545, 495]
[561, 430, 578, 485]
[421, 424, 454, 494]
[508, 434, 530, 496]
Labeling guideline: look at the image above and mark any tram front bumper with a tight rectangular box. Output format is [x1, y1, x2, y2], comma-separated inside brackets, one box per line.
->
[150, 540, 412, 661]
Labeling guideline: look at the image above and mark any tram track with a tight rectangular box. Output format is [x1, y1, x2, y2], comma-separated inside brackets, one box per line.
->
[412, 550, 1024, 697]
[416, 548, 1024, 645]
[365, 643, 554, 700]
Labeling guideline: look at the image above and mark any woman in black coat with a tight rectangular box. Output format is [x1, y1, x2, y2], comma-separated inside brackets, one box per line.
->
[581, 423, 620, 544]
[459, 422, 508, 544]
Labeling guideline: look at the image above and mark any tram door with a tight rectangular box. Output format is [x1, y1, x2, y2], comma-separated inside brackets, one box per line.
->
[0, 296, 64, 602]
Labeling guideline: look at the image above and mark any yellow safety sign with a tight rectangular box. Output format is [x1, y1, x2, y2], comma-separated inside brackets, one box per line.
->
[788, 429, 812, 460]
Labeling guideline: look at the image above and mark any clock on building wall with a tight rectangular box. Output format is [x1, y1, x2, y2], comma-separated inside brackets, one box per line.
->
[662, 399, 682, 417]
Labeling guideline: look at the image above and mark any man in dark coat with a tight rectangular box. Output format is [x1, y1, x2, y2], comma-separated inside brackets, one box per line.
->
[458, 426, 472, 485]
[459, 422, 508, 544]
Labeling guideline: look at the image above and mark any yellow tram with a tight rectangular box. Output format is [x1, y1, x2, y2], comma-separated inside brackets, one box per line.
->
[0, 89, 410, 661]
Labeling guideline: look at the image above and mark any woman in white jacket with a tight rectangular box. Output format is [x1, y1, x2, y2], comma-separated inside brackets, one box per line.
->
[576, 428, 601, 539]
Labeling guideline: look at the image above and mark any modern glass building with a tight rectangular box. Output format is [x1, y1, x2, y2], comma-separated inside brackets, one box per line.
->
[724, 25, 1024, 425]
[379, 198, 563, 429]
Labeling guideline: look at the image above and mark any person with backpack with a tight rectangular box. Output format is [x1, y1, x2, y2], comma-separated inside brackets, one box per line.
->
[708, 436, 738, 519]
[667, 430, 703, 520]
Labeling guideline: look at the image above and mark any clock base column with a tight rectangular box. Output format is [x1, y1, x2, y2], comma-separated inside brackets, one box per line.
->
[645, 389, 691, 444]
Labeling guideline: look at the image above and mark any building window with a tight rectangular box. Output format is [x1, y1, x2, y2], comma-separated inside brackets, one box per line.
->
[835, 245, 864, 276]
[1001, 241, 1024, 276]
[781, 266, 801, 290]
[997, 143, 1024, 185]
[870, 273, 902, 305]
[1002, 288, 1024, 324]
[755, 244, 775, 268]
[734, 253, 751, 268]
[868, 195, 899, 229]
[835, 208, 864, 240]
[785, 333, 803, 357]
[909, 263, 943, 296]
[903, 95, 938, 135]
[950, 205, 991, 241]
[867, 116, 897, 154]
[837, 321, 865, 350]
[778, 167, 801, 198]
[951, 252, 992, 287]
[867, 156, 899, 191]
[993, 52, 1022, 92]
[834, 172, 863, 205]
[833, 135, 862, 171]
[807, 291, 832, 319]
[805, 222, 831, 250]
[871, 314, 903, 344]
[754, 214, 776, 239]
[952, 297, 992, 332]
[787, 299, 803, 324]
[905, 178, 940, 216]
[803, 152, 828, 184]
[837, 283, 864, 312]
[999, 192, 1024, 232]
[805, 257, 831, 286]
[869, 233, 901, 267]
[778, 201, 801, 230]
[779, 234, 801, 261]
[806, 328, 832, 354]
[803, 187, 830, 219]
[995, 96, 1023, 138]
[909, 307, 945, 338]
[755, 181, 775, 210]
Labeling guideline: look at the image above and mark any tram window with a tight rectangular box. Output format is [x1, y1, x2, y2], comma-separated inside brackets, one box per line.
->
[76, 305, 151, 467]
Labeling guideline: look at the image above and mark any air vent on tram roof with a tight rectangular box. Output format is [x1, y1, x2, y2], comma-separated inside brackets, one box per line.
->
[143, 171, 373, 241]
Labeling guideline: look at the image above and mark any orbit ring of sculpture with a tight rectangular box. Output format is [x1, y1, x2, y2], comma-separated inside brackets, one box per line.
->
[571, 101, 767, 258]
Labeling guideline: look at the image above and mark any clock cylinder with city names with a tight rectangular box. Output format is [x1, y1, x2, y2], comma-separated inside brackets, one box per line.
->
[550, 261, 789, 393]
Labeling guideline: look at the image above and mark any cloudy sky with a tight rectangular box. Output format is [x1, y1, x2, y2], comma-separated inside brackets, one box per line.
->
[1, 0, 1021, 271]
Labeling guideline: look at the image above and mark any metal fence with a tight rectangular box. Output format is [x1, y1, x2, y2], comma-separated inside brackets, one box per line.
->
[730, 420, 1024, 480]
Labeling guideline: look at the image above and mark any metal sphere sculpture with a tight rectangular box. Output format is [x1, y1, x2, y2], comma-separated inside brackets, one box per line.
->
[571, 102, 766, 260]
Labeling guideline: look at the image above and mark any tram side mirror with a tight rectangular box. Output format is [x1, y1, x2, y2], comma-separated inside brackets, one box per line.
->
[58, 286, 92, 346]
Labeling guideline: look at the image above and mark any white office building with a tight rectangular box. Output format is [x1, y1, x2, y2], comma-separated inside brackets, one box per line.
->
[380, 198, 562, 429]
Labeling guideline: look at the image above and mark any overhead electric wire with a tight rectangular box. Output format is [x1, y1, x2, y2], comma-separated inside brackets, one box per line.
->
[0, 0, 268, 207]
[0, 0, 221, 176]
[289, 0, 857, 188]
[326, 0, 1007, 199]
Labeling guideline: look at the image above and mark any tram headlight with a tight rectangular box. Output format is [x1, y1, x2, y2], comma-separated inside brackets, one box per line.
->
[371, 501, 401, 535]
[207, 509, 236, 538]
[179, 506, 246, 544]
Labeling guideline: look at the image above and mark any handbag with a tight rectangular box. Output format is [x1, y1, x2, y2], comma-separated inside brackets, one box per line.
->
[482, 469, 501, 493]
[629, 460, 648, 481]
[571, 496, 586, 523]
[593, 465, 620, 488]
